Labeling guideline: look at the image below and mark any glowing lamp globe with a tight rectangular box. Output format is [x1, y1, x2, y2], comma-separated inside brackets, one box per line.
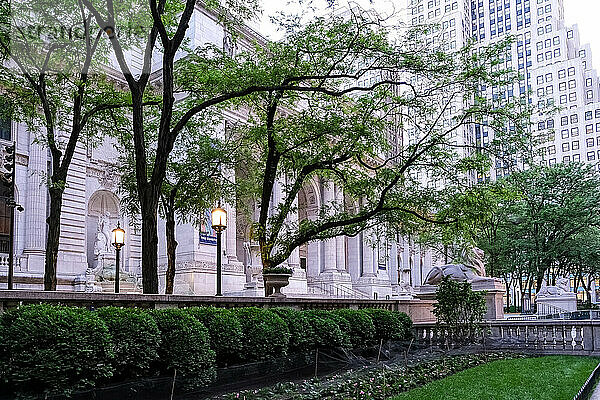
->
[211, 206, 227, 232]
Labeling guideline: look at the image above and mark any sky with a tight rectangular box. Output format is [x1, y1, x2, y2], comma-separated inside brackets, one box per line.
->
[563, 0, 600, 68]
[259, 0, 600, 71]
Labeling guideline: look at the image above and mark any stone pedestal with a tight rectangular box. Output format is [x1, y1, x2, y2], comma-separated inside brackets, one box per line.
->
[416, 279, 505, 321]
[282, 267, 308, 295]
[157, 260, 246, 296]
[353, 271, 394, 300]
[536, 293, 577, 315]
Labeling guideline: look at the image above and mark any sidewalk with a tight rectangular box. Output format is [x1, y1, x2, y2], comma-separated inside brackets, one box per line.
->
[590, 381, 600, 399]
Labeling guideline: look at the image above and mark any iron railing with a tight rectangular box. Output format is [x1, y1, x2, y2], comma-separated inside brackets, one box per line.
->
[307, 281, 370, 299]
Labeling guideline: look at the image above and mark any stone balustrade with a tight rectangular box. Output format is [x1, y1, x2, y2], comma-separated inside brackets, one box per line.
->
[414, 320, 600, 355]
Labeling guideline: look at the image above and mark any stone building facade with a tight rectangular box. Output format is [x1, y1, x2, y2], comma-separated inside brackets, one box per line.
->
[0, 4, 441, 298]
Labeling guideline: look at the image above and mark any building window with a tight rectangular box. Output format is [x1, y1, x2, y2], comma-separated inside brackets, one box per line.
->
[587, 138, 595, 147]
[572, 140, 580, 150]
[562, 142, 570, 152]
[587, 124, 594, 134]
[588, 151, 596, 161]
[570, 114, 579, 123]
[561, 129, 569, 139]
[0, 119, 9, 141]
[571, 127, 580, 136]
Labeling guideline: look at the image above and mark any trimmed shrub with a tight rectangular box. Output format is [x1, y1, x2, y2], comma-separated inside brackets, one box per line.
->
[96, 307, 161, 379]
[185, 307, 244, 366]
[303, 310, 349, 348]
[433, 277, 485, 338]
[232, 307, 290, 361]
[364, 308, 412, 341]
[398, 311, 414, 339]
[0, 304, 114, 398]
[150, 309, 216, 389]
[271, 307, 316, 352]
[332, 309, 376, 348]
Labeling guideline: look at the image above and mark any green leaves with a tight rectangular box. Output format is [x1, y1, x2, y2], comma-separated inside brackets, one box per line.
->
[433, 278, 486, 338]
[487, 163, 600, 286]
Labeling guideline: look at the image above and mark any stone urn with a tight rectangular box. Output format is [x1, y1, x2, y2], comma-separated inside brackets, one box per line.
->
[263, 271, 292, 298]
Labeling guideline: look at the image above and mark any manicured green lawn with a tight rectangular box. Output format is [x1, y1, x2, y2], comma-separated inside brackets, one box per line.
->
[391, 356, 598, 400]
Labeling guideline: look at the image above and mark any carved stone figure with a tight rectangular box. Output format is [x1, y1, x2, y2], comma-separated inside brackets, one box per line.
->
[398, 279, 414, 294]
[223, 31, 237, 57]
[423, 247, 495, 285]
[537, 277, 571, 297]
[93, 212, 111, 256]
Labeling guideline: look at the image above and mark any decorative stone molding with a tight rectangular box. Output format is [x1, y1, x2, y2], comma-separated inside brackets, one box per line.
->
[158, 260, 244, 274]
[87, 162, 120, 190]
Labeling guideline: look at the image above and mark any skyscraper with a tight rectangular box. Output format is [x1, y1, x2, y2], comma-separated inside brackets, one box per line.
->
[408, 0, 600, 176]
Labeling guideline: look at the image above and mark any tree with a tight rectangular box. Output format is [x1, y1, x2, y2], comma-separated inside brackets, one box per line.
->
[231, 15, 529, 273]
[119, 120, 241, 294]
[81, 0, 263, 293]
[476, 163, 600, 303]
[433, 277, 486, 339]
[0, 0, 133, 289]
[81, 1, 528, 292]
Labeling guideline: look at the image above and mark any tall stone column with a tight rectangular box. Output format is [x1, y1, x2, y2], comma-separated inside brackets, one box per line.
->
[307, 241, 320, 279]
[389, 241, 399, 286]
[347, 234, 361, 281]
[22, 137, 47, 272]
[225, 201, 239, 263]
[334, 184, 346, 272]
[322, 179, 336, 272]
[361, 229, 376, 277]
[286, 193, 301, 269]
[222, 167, 239, 263]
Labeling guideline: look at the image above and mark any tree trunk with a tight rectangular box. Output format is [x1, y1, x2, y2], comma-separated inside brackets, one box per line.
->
[165, 205, 177, 295]
[535, 272, 545, 293]
[44, 188, 64, 291]
[140, 201, 159, 294]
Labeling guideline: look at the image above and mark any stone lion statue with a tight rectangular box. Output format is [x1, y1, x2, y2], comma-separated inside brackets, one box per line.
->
[537, 277, 571, 297]
[424, 247, 493, 285]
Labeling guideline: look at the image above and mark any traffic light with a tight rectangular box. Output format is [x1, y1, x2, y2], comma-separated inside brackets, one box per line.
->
[1, 143, 15, 193]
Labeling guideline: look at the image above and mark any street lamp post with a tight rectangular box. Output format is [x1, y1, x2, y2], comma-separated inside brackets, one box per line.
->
[6, 198, 23, 290]
[211, 205, 227, 296]
[111, 222, 125, 293]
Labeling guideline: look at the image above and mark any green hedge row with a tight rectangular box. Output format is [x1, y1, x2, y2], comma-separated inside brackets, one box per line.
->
[0, 305, 412, 398]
